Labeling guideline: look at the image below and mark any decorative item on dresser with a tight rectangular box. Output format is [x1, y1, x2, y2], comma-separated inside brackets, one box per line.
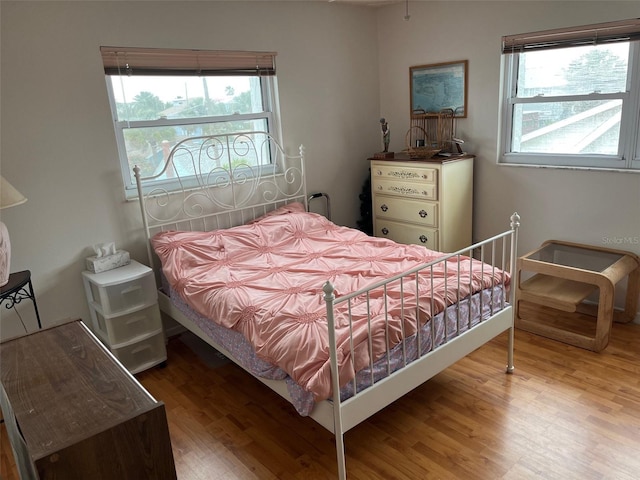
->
[409, 108, 456, 154]
[373, 117, 394, 159]
[403, 125, 442, 160]
[82, 259, 167, 374]
[370, 154, 474, 252]
[0, 319, 177, 480]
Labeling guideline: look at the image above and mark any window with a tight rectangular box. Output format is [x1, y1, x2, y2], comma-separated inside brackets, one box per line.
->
[499, 19, 640, 170]
[101, 47, 280, 195]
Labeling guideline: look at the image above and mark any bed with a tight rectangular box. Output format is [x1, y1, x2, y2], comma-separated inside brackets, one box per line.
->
[133, 131, 520, 479]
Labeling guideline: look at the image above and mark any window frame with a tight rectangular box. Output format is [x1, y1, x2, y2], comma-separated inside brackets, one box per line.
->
[498, 23, 640, 172]
[101, 47, 282, 197]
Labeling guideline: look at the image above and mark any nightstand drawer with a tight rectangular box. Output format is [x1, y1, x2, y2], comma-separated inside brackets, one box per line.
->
[95, 304, 162, 347]
[375, 219, 438, 250]
[90, 273, 157, 315]
[371, 163, 437, 184]
[372, 178, 437, 201]
[374, 196, 437, 227]
[111, 331, 166, 374]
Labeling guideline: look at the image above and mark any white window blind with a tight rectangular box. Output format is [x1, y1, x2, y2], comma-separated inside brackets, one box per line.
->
[502, 18, 640, 53]
[100, 46, 276, 76]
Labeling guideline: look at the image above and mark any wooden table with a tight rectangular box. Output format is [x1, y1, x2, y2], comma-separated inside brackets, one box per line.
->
[515, 240, 640, 352]
[0, 319, 176, 479]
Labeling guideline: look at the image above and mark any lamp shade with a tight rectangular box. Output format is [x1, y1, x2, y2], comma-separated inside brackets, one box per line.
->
[0, 176, 27, 209]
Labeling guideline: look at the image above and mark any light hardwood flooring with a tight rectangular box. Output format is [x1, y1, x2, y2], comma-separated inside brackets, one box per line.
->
[3, 320, 640, 479]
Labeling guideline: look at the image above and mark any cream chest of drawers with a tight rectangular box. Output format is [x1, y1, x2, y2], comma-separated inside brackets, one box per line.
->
[370, 155, 474, 252]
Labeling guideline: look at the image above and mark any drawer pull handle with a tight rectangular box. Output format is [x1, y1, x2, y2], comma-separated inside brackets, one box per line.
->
[419, 235, 428, 243]
[125, 315, 145, 326]
[382, 227, 389, 236]
[121, 285, 142, 295]
[132, 344, 152, 355]
[381, 204, 389, 212]
[418, 209, 428, 218]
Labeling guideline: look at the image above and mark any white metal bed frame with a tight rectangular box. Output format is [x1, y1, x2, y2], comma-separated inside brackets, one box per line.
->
[133, 131, 520, 479]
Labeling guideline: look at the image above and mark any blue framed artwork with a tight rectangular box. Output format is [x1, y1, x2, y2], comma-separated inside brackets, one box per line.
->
[410, 60, 468, 118]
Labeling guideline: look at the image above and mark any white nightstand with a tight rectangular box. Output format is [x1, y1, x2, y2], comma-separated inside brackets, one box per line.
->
[82, 260, 166, 374]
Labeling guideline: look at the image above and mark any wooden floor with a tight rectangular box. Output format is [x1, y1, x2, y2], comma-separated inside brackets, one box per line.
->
[3, 322, 640, 479]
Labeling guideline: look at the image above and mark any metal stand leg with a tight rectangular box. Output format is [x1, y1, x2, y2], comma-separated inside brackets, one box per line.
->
[27, 279, 42, 329]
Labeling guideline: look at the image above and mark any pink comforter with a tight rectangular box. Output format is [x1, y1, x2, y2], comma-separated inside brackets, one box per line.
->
[152, 203, 509, 401]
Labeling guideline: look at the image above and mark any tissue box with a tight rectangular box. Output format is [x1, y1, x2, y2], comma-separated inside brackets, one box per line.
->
[86, 250, 131, 273]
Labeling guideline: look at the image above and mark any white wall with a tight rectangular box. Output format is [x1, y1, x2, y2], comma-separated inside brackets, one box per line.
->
[2, 1, 638, 339]
[0, 1, 380, 338]
[376, 1, 640, 310]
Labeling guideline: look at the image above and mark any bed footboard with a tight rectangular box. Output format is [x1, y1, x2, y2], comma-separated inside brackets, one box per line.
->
[324, 212, 520, 480]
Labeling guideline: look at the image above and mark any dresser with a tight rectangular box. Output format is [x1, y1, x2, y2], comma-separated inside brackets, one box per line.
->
[82, 260, 166, 374]
[0, 320, 177, 480]
[370, 155, 474, 252]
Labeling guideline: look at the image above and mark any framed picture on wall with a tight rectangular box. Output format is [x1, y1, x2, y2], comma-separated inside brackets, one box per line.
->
[410, 60, 468, 118]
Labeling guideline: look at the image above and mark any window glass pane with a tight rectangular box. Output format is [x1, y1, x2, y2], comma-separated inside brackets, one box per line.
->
[110, 76, 264, 122]
[512, 100, 621, 154]
[123, 118, 268, 181]
[517, 44, 629, 98]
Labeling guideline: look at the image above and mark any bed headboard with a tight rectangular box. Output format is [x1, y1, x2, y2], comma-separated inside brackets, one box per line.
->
[133, 131, 307, 267]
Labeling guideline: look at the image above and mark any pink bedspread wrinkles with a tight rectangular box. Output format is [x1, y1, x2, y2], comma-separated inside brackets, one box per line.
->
[152, 204, 509, 402]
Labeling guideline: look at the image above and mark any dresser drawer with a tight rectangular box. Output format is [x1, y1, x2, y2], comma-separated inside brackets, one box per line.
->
[374, 196, 437, 227]
[371, 163, 437, 184]
[375, 219, 438, 250]
[372, 178, 437, 201]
